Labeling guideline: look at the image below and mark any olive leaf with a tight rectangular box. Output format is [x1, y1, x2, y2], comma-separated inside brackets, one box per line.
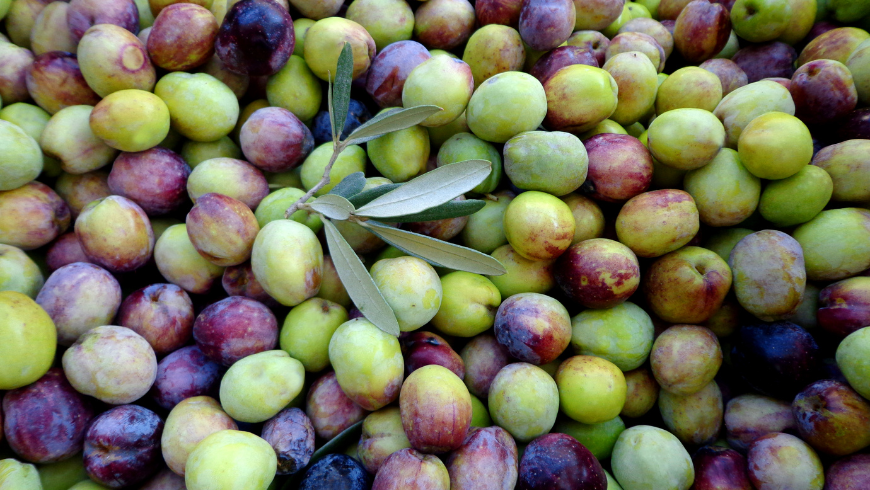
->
[347, 183, 402, 207]
[322, 219, 400, 336]
[378, 199, 486, 223]
[309, 195, 354, 221]
[362, 221, 507, 276]
[327, 171, 366, 199]
[310, 420, 364, 467]
[326, 77, 335, 141]
[331, 42, 354, 142]
[342, 105, 443, 145]
[354, 160, 492, 219]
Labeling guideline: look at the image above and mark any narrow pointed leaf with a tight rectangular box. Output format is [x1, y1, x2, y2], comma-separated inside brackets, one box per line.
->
[326, 75, 336, 142]
[354, 160, 492, 219]
[327, 171, 366, 198]
[362, 221, 507, 275]
[343, 106, 443, 145]
[311, 420, 363, 466]
[331, 42, 354, 142]
[347, 183, 402, 207]
[309, 194, 354, 220]
[322, 219, 401, 336]
[379, 199, 486, 223]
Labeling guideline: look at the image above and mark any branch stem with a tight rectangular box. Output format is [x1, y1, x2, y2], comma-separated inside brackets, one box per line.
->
[284, 142, 345, 218]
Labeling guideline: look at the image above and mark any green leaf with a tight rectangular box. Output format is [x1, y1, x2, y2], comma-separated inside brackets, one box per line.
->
[313, 420, 363, 465]
[362, 221, 507, 275]
[347, 183, 402, 207]
[327, 172, 366, 199]
[309, 194, 354, 221]
[378, 199, 486, 223]
[331, 42, 354, 142]
[354, 160, 492, 219]
[322, 219, 401, 336]
[343, 105, 443, 145]
[280, 420, 364, 490]
[326, 75, 335, 142]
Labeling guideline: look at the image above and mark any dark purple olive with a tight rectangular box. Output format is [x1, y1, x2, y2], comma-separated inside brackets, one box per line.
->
[518, 433, 606, 490]
[299, 454, 370, 490]
[530, 45, 599, 85]
[192, 296, 278, 367]
[149, 345, 223, 411]
[790, 59, 858, 125]
[348, 306, 365, 320]
[262, 408, 315, 475]
[84, 405, 164, 488]
[215, 0, 295, 76]
[691, 445, 752, 490]
[475, 0, 524, 27]
[730, 322, 821, 399]
[824, 108, 870, 143]
[2, 368, 96, 463]
[518, 0, 575, 51]
[805, 21, 842, 44]
[365, 40, 431, 108]
[401, 331, 465, 379]
[731, 42, 797, 83]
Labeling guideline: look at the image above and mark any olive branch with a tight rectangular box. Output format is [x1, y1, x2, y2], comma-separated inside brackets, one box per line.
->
[282, 43, 506, 337]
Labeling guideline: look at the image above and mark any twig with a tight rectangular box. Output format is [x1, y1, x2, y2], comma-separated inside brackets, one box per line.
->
[284, 142, 345, 218]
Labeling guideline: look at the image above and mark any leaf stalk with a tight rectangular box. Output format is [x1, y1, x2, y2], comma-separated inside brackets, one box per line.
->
[283, 141, 346, 218]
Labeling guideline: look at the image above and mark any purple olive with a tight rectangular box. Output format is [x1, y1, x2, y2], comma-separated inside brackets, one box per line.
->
[517, 432, 606, 490]
[192, 296, 278, 366]
[790, 59, 858, 125]
[150, 345, 223, 411]
[261, 408, 315, 475]
[46, 233, 91, 272]
[493, 292, 571, 365]
[83, 405, 164, 488]
[530, 45, 598, 85]
[792, 379, 870, 456]
[518, 0, 575, 51]
[107, 148, 191, 217]
[691, 445, 752, 490]
[447, 426, 518, 490]
[826, 453, 870, 490]
[365, 40, 430, 108]
[222, 262, 280, 307]
[306, 371, 368, 441]
[215, 0, 295, 76]
[117, 283, 195, 356]
[25, 51, 100, 114]
[730, 322, 821, 399]
[401, 331, 465, 379]
[2, 368, 96, 463]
